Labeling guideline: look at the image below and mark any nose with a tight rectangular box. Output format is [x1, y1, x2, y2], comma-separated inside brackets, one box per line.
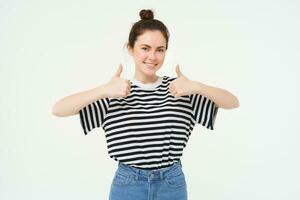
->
[148, 50, 157, 60]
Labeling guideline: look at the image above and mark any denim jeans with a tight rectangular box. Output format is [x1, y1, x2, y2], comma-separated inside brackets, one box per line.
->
[109, 160, 188, 200]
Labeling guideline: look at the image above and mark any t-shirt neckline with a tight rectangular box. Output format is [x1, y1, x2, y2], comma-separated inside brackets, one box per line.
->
[131, 76, 164, 90]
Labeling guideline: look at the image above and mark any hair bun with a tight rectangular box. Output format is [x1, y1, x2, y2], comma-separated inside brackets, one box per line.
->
[139, 9, 154, 20]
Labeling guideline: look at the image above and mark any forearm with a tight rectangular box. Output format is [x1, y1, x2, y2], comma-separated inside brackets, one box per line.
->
[52, 84, 109, 117]
[191, 81, 240, 109]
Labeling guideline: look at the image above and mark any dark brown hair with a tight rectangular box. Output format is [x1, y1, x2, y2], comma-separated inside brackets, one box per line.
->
[126, 9, 170, 50]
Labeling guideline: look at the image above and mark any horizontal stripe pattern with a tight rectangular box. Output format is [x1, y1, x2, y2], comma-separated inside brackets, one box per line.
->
[79, 75, 218, 169]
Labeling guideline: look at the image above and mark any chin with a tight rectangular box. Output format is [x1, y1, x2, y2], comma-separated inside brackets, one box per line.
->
[143, 71, 156, 76]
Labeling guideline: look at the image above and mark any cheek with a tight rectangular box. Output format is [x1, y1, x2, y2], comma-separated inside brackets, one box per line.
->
[136, 56, 147, 66]
[157, 53, 166, 61]
[137, 52, 147, 59]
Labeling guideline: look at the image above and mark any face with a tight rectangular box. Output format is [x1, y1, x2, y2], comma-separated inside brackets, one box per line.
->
[128, 30, 167, 80]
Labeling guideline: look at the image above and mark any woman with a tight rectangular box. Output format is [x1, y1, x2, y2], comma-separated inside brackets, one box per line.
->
[52, 9, 239, 200]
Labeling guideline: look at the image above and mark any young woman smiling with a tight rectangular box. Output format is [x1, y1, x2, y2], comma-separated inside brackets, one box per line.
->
[52, 9, 239, 200]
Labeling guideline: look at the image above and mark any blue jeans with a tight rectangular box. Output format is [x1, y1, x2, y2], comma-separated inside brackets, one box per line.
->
[109, 160, 188, 200]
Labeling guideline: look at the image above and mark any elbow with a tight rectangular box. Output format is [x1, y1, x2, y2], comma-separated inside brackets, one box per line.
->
[232, 97, 240, 109]
[52, 105, 60, 117]
[52, 103, 64, 117]
[235, 96, 240, 108]
[229, 93, 240, 109]
[220, 97, 240, 110]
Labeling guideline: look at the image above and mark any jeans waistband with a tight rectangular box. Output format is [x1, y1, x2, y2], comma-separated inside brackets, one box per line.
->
[116, 160, 183, 180]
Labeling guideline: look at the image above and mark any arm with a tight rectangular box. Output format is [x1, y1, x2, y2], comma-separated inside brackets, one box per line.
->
[51, 84, 109, 117]
[191, 81, 240, 109]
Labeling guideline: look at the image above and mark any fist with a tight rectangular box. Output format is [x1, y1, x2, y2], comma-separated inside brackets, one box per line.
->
[169, 64, 195, 98]
[105, 64, 131, 98]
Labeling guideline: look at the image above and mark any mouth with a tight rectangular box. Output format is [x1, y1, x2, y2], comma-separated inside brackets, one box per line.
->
[143, 62, 158, 68]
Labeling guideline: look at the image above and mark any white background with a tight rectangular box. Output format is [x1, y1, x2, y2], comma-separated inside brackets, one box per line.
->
[1, 0, 299, 199]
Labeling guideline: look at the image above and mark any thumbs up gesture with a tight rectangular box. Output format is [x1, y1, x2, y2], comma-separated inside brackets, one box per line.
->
[168, 64, 196, 98]
[105, 64, 131, 98]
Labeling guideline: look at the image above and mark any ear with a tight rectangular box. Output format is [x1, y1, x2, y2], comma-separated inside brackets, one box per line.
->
[127, 45, 133, 56]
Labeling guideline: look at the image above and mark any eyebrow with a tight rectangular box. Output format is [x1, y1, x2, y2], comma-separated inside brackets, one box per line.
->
[140, 44, 166, 49]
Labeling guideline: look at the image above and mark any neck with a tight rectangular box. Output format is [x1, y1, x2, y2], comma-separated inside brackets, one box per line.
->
[134, 73, 159, 84]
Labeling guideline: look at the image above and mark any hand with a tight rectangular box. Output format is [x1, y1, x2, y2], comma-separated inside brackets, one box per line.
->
[168, 64, 196, 98]
[105, 64, 131, 98]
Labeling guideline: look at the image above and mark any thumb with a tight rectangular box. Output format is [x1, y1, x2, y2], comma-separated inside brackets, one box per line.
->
[175, 64, 183, 77]
[114, 64, 123, 77]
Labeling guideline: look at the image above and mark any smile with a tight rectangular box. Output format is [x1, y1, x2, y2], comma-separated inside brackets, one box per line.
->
[144, 62, 157, 68]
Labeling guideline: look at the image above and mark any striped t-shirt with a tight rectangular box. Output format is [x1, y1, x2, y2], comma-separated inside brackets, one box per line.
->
[79, 75, 219, 169]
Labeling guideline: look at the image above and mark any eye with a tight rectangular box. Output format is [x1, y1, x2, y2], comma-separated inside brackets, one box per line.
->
[158, 49, 165, 52]
[142, 47, 148, 51]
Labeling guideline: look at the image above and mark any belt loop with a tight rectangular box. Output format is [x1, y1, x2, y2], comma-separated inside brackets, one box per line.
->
[160, 170, 164, 180]
[135, 169, 139, 181]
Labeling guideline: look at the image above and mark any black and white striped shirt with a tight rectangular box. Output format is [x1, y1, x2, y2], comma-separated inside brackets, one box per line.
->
[79, 75, 219, 169]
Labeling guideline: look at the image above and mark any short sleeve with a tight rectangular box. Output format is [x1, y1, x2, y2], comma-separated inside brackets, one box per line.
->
[189, 93, 219, 130]
[79, 98, 110, 135]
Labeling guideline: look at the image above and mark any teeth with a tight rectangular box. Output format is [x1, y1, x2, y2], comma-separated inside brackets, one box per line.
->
[144, 62, 157, 67]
